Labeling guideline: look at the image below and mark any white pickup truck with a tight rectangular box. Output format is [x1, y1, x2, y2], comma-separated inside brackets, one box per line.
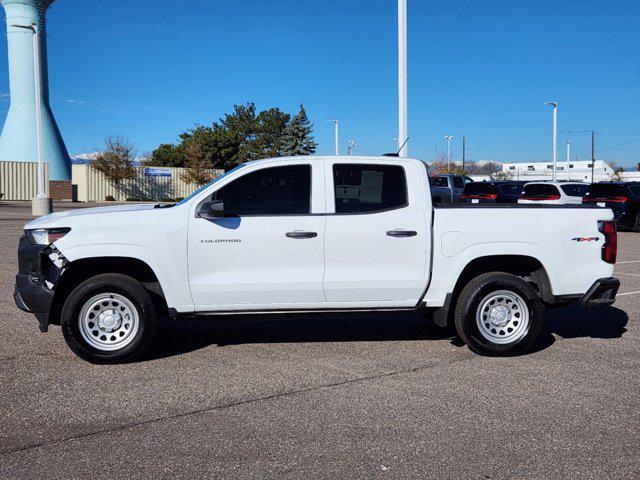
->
[15, 156, 620, 363]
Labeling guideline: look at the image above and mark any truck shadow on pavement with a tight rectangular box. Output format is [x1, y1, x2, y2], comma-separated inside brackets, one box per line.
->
[530, 304, 629, 353]
[142, 305, 628, 361]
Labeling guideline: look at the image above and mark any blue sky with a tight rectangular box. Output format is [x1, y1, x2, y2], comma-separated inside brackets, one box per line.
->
[1, 0, 639, 167]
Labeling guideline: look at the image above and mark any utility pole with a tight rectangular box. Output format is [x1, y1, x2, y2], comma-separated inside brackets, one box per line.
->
[462, 136, 466, 171]
[398, 0, 408, 157]
[545, 102, 558, 181]
[565, 129, 596, 183]
[347, 140, 358, 156]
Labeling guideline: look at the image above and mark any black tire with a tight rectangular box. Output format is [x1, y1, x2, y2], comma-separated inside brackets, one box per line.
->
[633, 213, 640, 233]
[61, 273, 157, 363]
[454, 272, 543, 356]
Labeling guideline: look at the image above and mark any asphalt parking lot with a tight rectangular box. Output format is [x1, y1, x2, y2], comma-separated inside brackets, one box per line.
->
[0, 201, 638, 479]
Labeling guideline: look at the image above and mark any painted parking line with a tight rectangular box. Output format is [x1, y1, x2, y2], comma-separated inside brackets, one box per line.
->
[617, 272, 640, 277]
[617, 260, 640, 264]
[616, 290, 640, 297]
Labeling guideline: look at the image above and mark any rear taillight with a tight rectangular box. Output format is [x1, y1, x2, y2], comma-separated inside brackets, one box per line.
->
[599, 220, 617, 264]
[461, 194, 497, 200]
[519, 194, 561, 201]
[584, 196, 628, 204]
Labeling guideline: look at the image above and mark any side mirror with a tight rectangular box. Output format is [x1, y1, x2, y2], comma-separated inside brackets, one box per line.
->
[198, 200, 225, 219]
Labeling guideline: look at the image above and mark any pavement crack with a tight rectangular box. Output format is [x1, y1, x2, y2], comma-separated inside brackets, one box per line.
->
[0, 353, 472, 456]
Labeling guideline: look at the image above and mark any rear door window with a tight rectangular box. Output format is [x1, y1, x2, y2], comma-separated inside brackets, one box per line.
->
[453, 177, 465, 188]
[333, 164, 407, 213]
[560, 184, 588, 197]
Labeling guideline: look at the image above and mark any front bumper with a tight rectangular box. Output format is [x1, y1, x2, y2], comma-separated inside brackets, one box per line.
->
[13, 234, 65, 332]
[579, 277, 620, 308]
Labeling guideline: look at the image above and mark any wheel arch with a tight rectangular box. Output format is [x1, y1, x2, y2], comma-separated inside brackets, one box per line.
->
[432, 254, 552, 328]
[50, 256, 168, 326]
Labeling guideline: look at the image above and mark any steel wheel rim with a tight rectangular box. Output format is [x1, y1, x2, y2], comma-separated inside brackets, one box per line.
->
[476, 289, 530, 345]
[78, 293, 139, 351]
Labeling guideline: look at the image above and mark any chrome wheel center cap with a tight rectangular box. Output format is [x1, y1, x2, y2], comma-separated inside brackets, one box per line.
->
[490, 306, 510, 327]
[98, 309, 122, 332]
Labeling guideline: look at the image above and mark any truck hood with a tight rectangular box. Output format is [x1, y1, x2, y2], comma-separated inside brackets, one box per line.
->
[24, 204, 158, 229]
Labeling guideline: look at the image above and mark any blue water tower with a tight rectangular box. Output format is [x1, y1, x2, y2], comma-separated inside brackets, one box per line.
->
[0, 0, 71, 184]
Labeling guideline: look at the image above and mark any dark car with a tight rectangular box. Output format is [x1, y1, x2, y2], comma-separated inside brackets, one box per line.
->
[460, 181, 528, 204]
[582, 182, 640, 231]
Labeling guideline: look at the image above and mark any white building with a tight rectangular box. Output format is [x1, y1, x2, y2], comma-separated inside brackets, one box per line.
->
[501, 160, 614, 182]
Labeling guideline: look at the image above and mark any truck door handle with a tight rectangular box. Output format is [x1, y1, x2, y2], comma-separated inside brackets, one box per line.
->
[386, 229, 417, 238]
[286, 230, 318, 239]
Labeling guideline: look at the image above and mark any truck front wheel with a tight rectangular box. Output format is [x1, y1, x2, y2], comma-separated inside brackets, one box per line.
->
[454, 272, 543, 356]
[61, 273, 158, 363]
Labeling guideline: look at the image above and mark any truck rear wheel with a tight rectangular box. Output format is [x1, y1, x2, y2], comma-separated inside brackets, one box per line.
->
[454, 272, 543, 356]
[61, 273, 157, 363]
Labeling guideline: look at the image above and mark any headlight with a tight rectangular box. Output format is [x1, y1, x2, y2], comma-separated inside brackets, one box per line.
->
[25, 228, 71, 245]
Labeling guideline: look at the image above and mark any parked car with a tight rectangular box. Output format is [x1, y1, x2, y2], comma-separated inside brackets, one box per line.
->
[460, 181, 528, 204]
[15, 156, 618, 362]
[582, 182, 640, 231]
[518, 182, 588, 205]
[429, 174, 474, 204]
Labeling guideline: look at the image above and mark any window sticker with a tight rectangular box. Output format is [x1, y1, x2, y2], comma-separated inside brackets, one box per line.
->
[360, 170, 384, 203]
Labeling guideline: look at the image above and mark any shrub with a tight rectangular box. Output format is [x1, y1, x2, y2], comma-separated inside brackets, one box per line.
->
[105, 195, 116, 201]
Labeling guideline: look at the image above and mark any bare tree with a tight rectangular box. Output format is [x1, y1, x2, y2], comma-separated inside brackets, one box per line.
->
[429, 151, 466, 175]
[490, 170, 514, 180]
[181, 136, 215, 186]
[91, 135, 137, 188]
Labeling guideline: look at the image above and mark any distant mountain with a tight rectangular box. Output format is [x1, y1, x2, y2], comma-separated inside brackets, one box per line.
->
[70, 152, 98, 164]
[71, 152, 143, 165]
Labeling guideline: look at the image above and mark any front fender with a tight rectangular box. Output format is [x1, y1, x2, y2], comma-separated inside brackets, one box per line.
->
[59, 244, 194, 313]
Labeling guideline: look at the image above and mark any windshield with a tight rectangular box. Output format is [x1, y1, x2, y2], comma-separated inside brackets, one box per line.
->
[175, 164, 246, 206]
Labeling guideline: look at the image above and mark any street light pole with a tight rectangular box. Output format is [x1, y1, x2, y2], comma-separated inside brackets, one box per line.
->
[11, 22, 52, 215]
[444, 135, 454, 173]
[546, 101, 558, 181]
[398, 0, 408, 157]
[591, 130, 596, 183]
[565, 140, 571, 180]
[347, 140, 358, 156]
[328, 120, 339, 155]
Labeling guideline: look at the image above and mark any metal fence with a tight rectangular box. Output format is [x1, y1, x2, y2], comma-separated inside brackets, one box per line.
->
[0, 161, 49, 200]
[0, 161, 223, 202]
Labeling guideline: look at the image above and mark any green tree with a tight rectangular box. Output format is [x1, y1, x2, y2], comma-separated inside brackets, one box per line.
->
[91, 135, 137, 187]
[249, 108, 290, 159]
[636, 161, 640, 172]
[149, 103, 318, 171]
[282, 104, 317, 156]
[147, 143, 186, 167]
